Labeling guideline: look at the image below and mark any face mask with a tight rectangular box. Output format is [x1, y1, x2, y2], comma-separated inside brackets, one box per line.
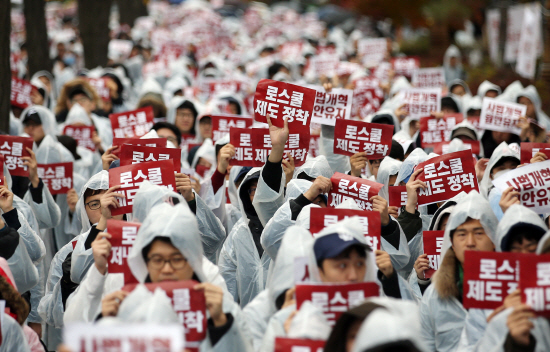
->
[63, 54, 76, 66]
[492, 169, 511, 180]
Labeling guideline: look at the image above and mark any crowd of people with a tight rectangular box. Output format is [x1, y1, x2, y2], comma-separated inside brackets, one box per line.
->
[4, 1, 550, 351]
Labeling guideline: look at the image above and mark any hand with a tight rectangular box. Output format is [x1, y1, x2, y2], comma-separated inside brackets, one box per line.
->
[370, 195, 390, 226]
[530, 151, 548, 164]
[430, 111, 445, 119]
[414, 254, 430, 280]
[282, 154, 295, 186]
[283, 310, 297, 334]
[92, 131, 104, 153]
[92, 232, 112, 275]
[388, 206, 399, 219]
[375, 250, 394, 278]
[191, 176, 201, 194]
[475, 158, 489, 182]
[175, 173, 194, 202]
[405, 168, 426, 214]
[101, 290, 129, 317]
[194, 283, 226, 327]
[499, 186, 520, 214]
[30, 89, 44, 105]
[350, 152, 367, 177]
[0, 181, 14, 213]
[517, 116, 530, 141]
[21, 147, 39, 188]
[504, 289, 522, 309]
[217, 144, 235, 174]
[303, 176, 332, 202]
[506, 304, 535, 346]
[101, 145, 119, 170]
[323, 81, 333, 93]
[99, 186, 126, 228]
[282, 287, 296, 309]
[266, 114, 289, 163]
[66, 188, 78, 213]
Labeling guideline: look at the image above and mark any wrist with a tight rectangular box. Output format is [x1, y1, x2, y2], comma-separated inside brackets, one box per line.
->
[97, 216, 107, 231]
[405, 200, 416, 214]
[268, 148, 284, 163]
[303, 190, 318, 202]
[184, 191, 195, 202]
[95, 261, 107, 276]
[2, 206, 14, 213]
[217, 165, 227, 175]
[212, 312, 227, 327]
[381, 214, 390, 226]
[30, 176, 40, 188]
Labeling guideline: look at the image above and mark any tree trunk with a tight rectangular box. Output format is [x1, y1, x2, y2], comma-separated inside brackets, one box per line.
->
[23, 0, 52, 77]
[117, 0, 147, 27]
[78, 0, 113, 69]
[0, 0, 11, 133]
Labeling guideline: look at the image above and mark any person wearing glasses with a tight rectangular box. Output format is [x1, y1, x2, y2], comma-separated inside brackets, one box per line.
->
[151, 121, 181, 148]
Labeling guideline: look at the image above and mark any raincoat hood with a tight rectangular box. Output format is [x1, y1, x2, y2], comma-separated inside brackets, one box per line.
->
[448, 79, 471, 96]
[516, 85, 550, 126]
[228, 165, 243, 210]
[166, 96, 204, 137]
[20, 105, 58, 137]
[76, 171, 109, 233]
[479, 142, 519, 198]
[366, 109, 401, 133]
[131, 180, 187, 223]
[191, 138, 216, 172]
[376, 157, 402, 200]
[285, 179, 312, 201]
[477, 80, 501, 98]
[495, 204, 547, 252]
[537, 231, 550, 255]
[390, 76, 411, 97]
[450, 120, 479, 141]
[238, 167, 261, 220]
[394, 148, 429, 185]
[496, 80, 523, 103]
[65, 103, 92, 126]
[294, 155, 333, 180]
[427, 192, 467, 231]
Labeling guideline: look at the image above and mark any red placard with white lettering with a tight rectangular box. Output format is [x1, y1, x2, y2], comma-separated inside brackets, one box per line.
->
[388, 186, 409, 216]
[479, 98, 526, 135]
[422, 231, 444, 279]
[0, 155, 4, 185]
[419, 114, 464, 148]
[391, 56, 420, 78]
[199, 79, 246, 98]
[253, 79, 316, 134]
[10, 77, 36, 109]
[414, 150, 479, 205]
[0, 135, 33, 177]
[333, 120, 394, 158]
[296, 282, 379, 325]
[120, 145, 182, 172]
[352, 77, 383, 118]
[122, 280, 207, 348]
[274, 338, 325, 352]
[328, 173, 383, 211]
[432, 140, 481, 155]
[519, 255, 550, 317]
[108, 160, 176, 216]
[109, 106, 155, 138]
[463, 251, 529, 310]
[87, 77, 110, 101]
[211, 114, 254, 142]
[36, 162, 73, 195]
[63, 125, 96, 151]
[520, 143, 550, 164]
[309, 135, 321, 158]
[229, 128, 308, 167]
[309, 208, 381, 250]
[111, 138, 166, 157]
[106, 219, 140, 285]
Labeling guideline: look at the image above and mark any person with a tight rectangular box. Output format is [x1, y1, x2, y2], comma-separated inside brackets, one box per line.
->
[443, 45, 465, 84]
[477, 80, 501, 99]
[166, 96, 201, 139]
[420, 191, 498, 352]
[151, 121, 181, 148]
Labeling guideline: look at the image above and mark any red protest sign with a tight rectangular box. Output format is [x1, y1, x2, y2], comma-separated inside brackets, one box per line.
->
[111, 137, 166, 157]
[63, 125, 96, 151]
[333, 120, 393, 159]
[36, 162, 73, 195]
[0, 135, 33, 177]
[391, 56, 420, 78]
[309, 208, 381, 250]
[87, 77, 110, 101]
[311, 87, 353, 126]
[106, 219, 140, 285]
[229, 128, 308, 167]
[520, 255, 550, 317]
[0, 155, 4, 186]
[296, 282, 379, 325]
[414, 150, 479, 205]
[274, 338, 325, 352]
[479, 98, 525, 135]
[328, 173, 383, 211]
[388, 186, 410, 216]
[463, 251, 528, 310]
[253, 79, 316, 134]
[419, 114, 464, 148]
[352, 77, 384, 119]
[108, 160, 176, 216]
[211, 114, 254, 142]
[199, 79, 247, 99]
[120, 145, 182, 173]
[402, 89, 441, 120]
[432, 140, 481, 155]
[422, 231, 444, 279]
[109, 106, 155, 138]
[520, 143, 550, 164]
[309, 135, 321, 158]
[122, 280, 207, 346]
[10, 77, 35, 109]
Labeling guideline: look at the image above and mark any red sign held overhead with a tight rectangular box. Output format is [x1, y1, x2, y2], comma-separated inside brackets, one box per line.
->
[309, 135, 321, 158]
[328, 172, 383, 211]
[391, 56, 420, 78]
[87, 77, 110, 101]
[274, 338, 325, 352]
[519, 254, 550, 317]
[119, 144, 182, 173]
[0, 135, 33, 177]
[253, 79, 316, 134]
[211, 114, 254, 142]
[333, 120, 394, 159]
[432, 140, 481, 155]
[63, 125, 96, 151]
[109, 106, 155, 138]
[422, 231, 445, 279]
[36, 162, 73, 195]
[388, 186, 410, 216]
[309, 208, 381, 250]
[108, 160, 176, 216]
[106, 219, 140, 285]
[419, 114, 464, 148]
[10, 77, 36, 109]
[111, 137, 166, 157]
[520, 143, 550, 164]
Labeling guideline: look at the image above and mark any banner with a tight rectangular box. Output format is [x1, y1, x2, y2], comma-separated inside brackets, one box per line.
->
[106, 219, 140, 285]
[520, 143, 550, 164]
[253, 79, 316, 134]
[328, 172, 383, 211]
[352, 77, 384, 118]
[357, 38, 387, 67]
[411, 67, 446, 88]
[110, 106, 155, 138]
[422, 231, 444, 279]
[63, 125, 96, 151]
[120, 144, 182, 172]
[309, 208, 381, 250]
[229, 128, 308, 167]
[516, 3, 541, 79]
[333, 120, 393, 159]
[486, 9, 501, 64]
[274, 338, 325, 352]
[479, 97, 525, 135]
[401, 89, 441, 120]
[296, 282, 379, 325]
[10, 77, 35, 109]
[504, 4, 524, 63]
[391, 57, 420, 78]
[415, 150, 479, 205]
[112, 138, 167, 157]
[419, 114, 464, 148]
[211, 114, 254, 142]
[108, 160, 176, 216]
[520, 254, 550, 317]
[37, 162, 73, 195]
[310, 87, 353, 126]
[0, 135, 33, 177]
[492, 159, 550, 213]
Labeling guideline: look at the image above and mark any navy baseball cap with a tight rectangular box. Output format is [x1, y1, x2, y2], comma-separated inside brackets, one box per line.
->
[235, 167, 252, 185]
[314, 232, 369, 262]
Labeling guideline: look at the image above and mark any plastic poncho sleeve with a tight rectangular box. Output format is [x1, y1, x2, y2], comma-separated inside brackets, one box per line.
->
[380, 220, 412, 279]
[259, 305, 295, 352]
[252, 162, 286, 227]
[8, 238, 39, 293]
[194, 192, 227, 264]
[70, 228, 95, 284]
[217, 226, 240, 304]
[319, 125, 350, 174]
[8, 209, 46, 263]
[23, 183, 62, 229]
[242, 290, 271, 351]
[457, 308, 490, 352]
[260, 202, 294, 261]
[0, 314, 30, 352]
[28, 261, 45, 324]
[420, 286, 438, 352]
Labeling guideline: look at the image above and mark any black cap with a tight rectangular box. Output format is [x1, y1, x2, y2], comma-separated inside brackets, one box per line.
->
[22, 108, 42, 126]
